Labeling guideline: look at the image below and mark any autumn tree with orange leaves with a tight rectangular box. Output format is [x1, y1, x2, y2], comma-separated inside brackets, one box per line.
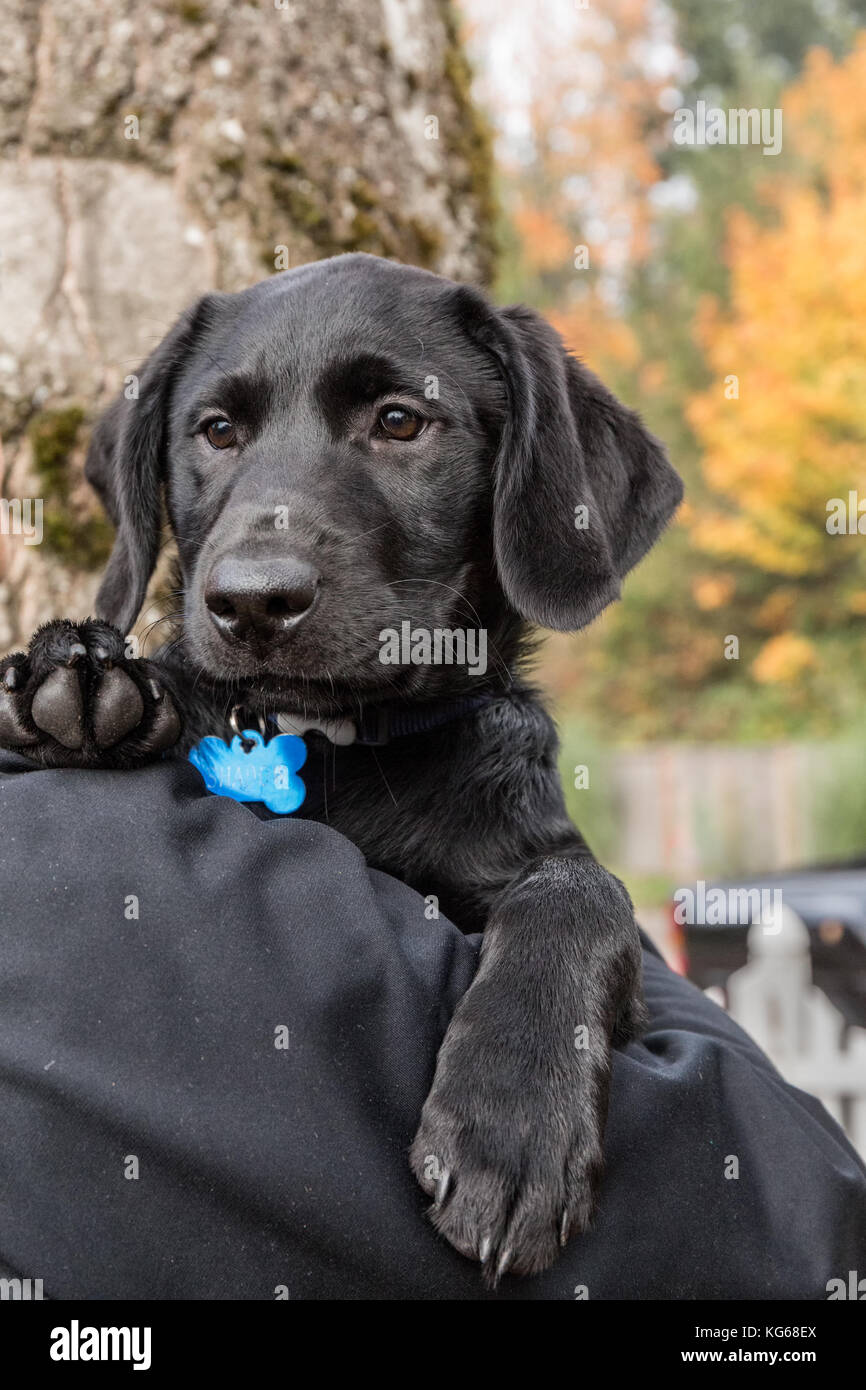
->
[466, 0, 866, 737]
[684, 41, 866, 716]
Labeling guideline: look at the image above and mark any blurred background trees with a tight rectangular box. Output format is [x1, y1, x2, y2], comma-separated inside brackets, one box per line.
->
[465, 0, 866, 743]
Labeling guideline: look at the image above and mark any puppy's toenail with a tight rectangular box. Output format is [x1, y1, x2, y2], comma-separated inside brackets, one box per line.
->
[479, 1235, 492, 1264]
[66, 642, 87, 666]
[148, 679, 163, 701]
[93, 646, 113, 668]
[434, 1170, 451, 1206]
[560, 1210, 571, 1247]
[496, 1247, 513, 1279]
[3, 667, 20, 691]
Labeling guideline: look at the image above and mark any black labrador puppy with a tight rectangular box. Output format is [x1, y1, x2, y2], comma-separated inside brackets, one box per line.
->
[0, 254, 682, 1280]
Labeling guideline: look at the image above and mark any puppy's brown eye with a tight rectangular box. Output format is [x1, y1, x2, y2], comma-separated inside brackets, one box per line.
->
[204, 418, 236, 449]
[378, 406, 424, 441]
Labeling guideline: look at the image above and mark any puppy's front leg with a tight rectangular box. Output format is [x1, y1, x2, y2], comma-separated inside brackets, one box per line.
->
[410, 854, 644, 1280]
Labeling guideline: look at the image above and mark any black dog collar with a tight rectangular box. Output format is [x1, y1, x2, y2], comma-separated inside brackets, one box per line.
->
[271, 692, 499, 747]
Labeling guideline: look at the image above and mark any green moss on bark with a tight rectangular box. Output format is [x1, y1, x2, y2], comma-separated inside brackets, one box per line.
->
[28, 407, 114, 570]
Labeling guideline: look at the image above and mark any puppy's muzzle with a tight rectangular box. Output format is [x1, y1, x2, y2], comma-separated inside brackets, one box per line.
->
[204, 555, 321, 646]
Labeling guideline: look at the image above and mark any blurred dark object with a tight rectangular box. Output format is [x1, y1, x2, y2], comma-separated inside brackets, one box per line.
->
[676, 863, 866, 1027]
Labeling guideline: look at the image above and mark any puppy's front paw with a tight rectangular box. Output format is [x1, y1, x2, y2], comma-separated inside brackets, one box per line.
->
[0, 618, 181, 769]
[410, 976, 608, 1282]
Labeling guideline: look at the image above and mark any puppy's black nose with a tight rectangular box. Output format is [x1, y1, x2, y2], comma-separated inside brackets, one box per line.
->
[205, 556, 320, 643]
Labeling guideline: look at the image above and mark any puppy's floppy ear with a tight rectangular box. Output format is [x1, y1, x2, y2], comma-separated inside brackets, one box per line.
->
[459, 292, 683, 631]
[85, 296, 217, 634]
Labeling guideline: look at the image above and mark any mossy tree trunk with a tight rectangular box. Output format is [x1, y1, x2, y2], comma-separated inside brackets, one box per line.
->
[0, 0, 495, 652]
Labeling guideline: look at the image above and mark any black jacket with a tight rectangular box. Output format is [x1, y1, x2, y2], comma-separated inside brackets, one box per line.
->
[0, 749, 863, 1300]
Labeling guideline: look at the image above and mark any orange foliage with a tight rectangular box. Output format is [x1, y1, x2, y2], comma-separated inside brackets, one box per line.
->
[752, 633, 818, 685]
[512, 204, 576, 276]
[549, 296, 640, 376]
[484, 0, 676, 282]
[686, 39, 866, 632]
[692, 574, 736, 611]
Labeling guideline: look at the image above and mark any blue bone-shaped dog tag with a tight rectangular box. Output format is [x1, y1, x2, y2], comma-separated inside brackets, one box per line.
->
[188, 729, 307, 815]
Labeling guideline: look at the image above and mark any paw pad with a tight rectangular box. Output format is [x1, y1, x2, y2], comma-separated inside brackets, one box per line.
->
[92, 668, 144, 748]
[31, 667, 85, 749]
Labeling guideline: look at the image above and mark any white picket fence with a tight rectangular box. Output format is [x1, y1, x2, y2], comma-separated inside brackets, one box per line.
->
[726, 905, 866, 1157]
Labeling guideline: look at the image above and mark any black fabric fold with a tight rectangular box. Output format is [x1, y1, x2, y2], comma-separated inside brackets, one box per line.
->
[1, 750, 864, 1300]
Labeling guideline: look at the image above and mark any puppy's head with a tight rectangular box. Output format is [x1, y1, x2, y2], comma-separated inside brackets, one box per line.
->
[87, 254, 682, 710]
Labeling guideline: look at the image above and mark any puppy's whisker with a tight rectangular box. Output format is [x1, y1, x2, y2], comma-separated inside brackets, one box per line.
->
[390, 577, 483, 623]
[137, 612, 184, 657]
[369, 746, 398, 808]
[327, 522, 392, 550]
[387, 580, 512, 685]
